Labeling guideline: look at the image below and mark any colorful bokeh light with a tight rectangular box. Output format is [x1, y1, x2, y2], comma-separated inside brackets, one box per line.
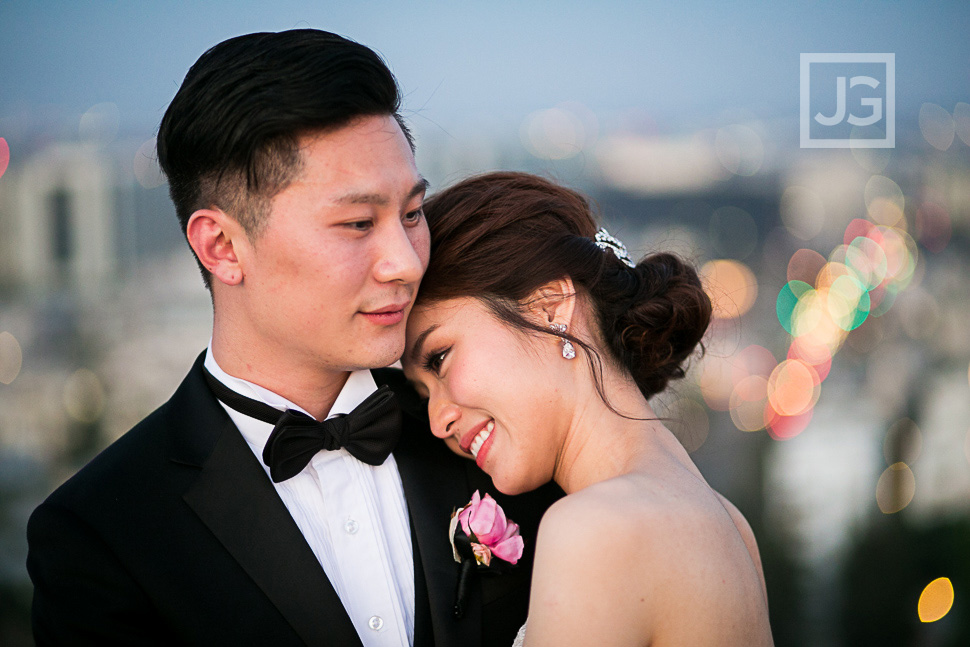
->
[765, 406, 813, 441]
[955, 102, 970, 146]
[0, 331, 23, 385]
[883, 418, 922, 466]
[787, 249, 827, 285]
[759, 174, 920, 441]
[699, 353, 735, 411]
[876, 462, 916, 514]
[918, 577, 955, 623]
[667, 398, 710, 453]
[730, 374, 770, 432]
[0, 137, 9, 180]
[701, 259, 758, 320]
[918, 103, 956, 151]
[767, 359, 820, 416]
[864, 176, 904, 216]
[776, 280, 812, 335]
[62, 368, 106, 424]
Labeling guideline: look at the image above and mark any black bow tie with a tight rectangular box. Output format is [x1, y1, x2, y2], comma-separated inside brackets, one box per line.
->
[203, 369, 402, 482]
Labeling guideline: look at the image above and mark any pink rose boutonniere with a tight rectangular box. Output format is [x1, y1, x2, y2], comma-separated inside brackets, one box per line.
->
[451, 490, 524, 566]
[449, 490, 524, 618]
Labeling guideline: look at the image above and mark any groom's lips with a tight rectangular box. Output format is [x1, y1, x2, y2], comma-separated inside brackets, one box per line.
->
[360, 301, 410, 325]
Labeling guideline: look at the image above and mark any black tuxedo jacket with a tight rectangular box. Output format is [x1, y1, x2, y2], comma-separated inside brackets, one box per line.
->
[27, 353, 560, 646]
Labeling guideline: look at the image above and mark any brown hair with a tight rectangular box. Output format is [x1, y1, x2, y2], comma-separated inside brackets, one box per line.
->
[419, 171, 712, 401]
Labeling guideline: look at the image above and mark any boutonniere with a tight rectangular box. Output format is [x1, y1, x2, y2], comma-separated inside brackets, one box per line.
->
[449, 490, 524, 618]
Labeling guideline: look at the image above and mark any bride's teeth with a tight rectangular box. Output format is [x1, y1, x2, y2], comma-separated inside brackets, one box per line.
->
[470, 422, 494, 458]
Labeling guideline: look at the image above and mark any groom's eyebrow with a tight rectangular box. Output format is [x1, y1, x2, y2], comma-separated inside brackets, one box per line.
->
[409, 324, 439, 363]
[335, 178, 429, 206]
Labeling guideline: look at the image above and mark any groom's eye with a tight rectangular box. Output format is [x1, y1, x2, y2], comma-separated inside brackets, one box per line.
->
[403, 207, 424, 224]
[344, 219, 374, 231]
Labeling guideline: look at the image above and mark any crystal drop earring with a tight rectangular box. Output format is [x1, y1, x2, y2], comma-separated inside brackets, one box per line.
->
[550, 323, 576, 360]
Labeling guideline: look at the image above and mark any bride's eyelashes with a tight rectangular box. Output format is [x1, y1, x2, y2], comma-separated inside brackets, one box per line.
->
[422, 347, 451, 375]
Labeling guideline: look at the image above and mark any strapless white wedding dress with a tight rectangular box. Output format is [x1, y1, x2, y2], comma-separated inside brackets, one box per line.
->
[511, 621, 527, 647]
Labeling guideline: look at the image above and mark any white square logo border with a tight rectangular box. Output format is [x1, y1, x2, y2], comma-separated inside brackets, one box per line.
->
[800, 53, 895, 149]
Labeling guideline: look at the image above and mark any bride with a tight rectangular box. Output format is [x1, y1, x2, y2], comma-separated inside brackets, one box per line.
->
[402, 172, 774, 646]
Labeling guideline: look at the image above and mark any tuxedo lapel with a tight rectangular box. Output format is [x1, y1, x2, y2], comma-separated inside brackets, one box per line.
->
[393, 415, 482, 647]
[176, 354, 362, 647]
[410, 513, 433, 647]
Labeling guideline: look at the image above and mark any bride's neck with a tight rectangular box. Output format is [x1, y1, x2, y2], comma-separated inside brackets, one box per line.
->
[552, 369, 669, 495]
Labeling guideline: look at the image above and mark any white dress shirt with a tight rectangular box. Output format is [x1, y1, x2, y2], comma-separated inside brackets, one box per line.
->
[204, 345, 415, 647]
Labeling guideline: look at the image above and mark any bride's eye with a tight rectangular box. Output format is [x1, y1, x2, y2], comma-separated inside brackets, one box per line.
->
[423, 348, 450, 375]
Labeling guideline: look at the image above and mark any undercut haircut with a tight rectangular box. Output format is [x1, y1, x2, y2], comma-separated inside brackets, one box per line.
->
[157, 29, 411, 288]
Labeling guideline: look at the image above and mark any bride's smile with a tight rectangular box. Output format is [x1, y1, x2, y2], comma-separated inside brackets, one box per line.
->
[466, 419, 494, 460]
[404, 295, 577, 494]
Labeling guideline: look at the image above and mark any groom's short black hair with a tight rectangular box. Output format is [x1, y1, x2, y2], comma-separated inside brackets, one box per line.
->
[157, 29, 411, 288]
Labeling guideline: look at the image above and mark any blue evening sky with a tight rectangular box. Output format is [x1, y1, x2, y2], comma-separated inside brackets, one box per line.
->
[0, 1, 967, 137]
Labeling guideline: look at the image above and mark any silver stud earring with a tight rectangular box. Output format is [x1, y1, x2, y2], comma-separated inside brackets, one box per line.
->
[550, 323, 576, 360]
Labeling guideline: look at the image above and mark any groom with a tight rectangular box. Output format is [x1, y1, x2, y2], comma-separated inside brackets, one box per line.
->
[27, 30, 556, 646]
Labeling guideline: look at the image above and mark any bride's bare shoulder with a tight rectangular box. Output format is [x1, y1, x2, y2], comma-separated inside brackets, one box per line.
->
[527, 481, 667, 644]
[713, 491, 767, 589]
[527, 475, 774, 645]
[537, 475, 702, 544]
[531, 476, 688, 584]
[534, 474, 762, 586]
[527, 476, 719, 643]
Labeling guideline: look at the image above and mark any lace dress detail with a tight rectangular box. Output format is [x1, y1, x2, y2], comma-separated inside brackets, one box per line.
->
[512, 621, 527, 647]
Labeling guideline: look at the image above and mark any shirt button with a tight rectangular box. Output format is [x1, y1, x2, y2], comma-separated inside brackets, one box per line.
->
[344, 519, 359, 534]
[368, 615, 384, 631]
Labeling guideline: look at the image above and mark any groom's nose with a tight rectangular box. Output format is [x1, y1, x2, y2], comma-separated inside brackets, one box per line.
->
[372, 219, 427, 285]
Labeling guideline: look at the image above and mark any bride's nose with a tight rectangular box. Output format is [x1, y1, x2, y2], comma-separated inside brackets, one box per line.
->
[429, 398, 461, 440]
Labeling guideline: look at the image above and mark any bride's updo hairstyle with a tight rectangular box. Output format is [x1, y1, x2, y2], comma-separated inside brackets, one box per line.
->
[419, 172, 712, 401]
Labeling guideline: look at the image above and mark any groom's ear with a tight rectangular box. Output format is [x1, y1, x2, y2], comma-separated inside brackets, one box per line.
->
[525, 277, 577, 328]
[186, 208, 247, 287]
